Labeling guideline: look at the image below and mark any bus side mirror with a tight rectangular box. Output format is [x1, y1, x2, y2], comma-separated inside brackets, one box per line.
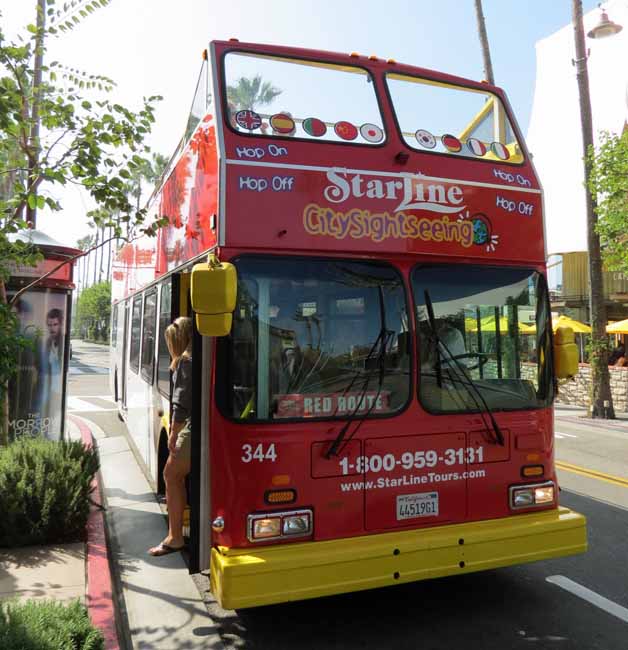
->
[553, 326, 578, 379]
[191, 258, 237, 337]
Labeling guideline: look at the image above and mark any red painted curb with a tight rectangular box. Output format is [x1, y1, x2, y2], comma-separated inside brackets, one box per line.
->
[69, 414, 120, 650]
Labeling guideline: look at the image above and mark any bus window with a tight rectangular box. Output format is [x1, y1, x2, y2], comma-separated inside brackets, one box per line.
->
[223, 52, 384, 145]
[140, 289, 157, 384]
[157, 281, 173, 396]
[386, 73, 524, 164]
[185, 57, 209, 140]
[111, 304, 118, 348]
[412, 265, 552, 413]
[129, 295, 142, 374]
[218, 257, 410, 421]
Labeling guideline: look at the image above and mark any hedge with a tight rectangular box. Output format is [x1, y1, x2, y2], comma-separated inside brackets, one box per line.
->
[0, 438, 99, 547]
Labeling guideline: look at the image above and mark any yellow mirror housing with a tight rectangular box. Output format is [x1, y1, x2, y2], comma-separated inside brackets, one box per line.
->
[553, 326, 579, 379]
[191, 256, 237, 337]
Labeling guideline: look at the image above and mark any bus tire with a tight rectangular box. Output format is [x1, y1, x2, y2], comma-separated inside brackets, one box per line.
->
[157, 429, 169, 495]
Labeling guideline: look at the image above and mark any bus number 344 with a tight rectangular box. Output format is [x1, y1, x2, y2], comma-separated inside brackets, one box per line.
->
[241, 443, 278, 463]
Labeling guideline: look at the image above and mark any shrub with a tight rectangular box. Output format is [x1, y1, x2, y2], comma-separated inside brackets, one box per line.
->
[0, 439, 99, 547]
[0, 599, 104, 650]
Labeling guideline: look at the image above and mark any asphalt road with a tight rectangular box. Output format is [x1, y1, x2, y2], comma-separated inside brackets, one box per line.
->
[68, 340, 628, 649]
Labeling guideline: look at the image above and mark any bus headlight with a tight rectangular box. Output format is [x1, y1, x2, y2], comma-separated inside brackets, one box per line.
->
[509, 481, 555, 510]
[252, 517, 281, 540]
[248, 509, 313, 542]
[283, 513, 311, 536]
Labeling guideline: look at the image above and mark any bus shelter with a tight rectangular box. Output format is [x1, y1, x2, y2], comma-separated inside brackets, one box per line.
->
[8, 230, 79, 442]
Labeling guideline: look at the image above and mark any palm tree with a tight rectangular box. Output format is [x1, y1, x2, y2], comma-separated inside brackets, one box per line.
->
[474, 0, 495, 84]
[75, 234, 93, 295]
[129, 152, 169, 212]
[91, 224, 99, 286]
[226, 75, 282, 111]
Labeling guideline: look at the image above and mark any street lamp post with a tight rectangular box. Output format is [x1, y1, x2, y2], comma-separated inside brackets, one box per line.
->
[571, 1, 622, 418]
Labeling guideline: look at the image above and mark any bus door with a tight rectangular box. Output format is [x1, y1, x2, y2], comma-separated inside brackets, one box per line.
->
[173, 271, 211, 574]
[188, 316, 211, 574]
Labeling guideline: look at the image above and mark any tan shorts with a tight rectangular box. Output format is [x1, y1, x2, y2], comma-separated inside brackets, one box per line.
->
[174, 419, 192, 466]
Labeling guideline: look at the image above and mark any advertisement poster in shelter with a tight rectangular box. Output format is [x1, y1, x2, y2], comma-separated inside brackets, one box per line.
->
[8, 289, 68, 442]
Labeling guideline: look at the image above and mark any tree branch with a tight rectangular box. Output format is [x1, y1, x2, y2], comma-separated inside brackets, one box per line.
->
[8, 230, 147, 307]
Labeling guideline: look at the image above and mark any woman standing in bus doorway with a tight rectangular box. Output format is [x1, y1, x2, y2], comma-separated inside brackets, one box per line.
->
[149, 316, 193, 556]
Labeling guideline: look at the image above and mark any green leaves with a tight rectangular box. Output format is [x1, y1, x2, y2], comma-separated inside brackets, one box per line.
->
[588, 130, 628, 275]
[75, 280, 111, 336]
[0, 7, 166, 443]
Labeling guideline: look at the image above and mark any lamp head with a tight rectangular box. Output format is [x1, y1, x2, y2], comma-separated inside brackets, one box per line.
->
[587, 8, 623, 39]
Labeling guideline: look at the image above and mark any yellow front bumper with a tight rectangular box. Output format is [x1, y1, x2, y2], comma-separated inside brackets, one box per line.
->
[211, 506, 586, 609]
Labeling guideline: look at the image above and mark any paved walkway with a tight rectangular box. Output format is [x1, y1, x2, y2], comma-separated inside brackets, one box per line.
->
[0, 543, 85, 604]
[96, 427, 219, 649]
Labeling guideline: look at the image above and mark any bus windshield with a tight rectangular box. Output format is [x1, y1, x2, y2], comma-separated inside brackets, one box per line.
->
[412, 265, 553, 413]
[223, 52, 385, 144]
[219, 257, 410, 421]
[386, 73, 524, 164]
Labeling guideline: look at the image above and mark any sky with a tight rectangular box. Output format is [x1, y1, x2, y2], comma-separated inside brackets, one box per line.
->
[1, 0, 602, 248]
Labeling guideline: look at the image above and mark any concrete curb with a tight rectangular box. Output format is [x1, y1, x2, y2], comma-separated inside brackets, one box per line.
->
[68, 414, 120, 650]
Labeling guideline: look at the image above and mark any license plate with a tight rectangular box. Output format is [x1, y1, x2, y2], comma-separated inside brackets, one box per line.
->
[396, 492, 439, 520]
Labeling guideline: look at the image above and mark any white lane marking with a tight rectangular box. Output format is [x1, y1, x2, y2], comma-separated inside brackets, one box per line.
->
[69, 366, 108, 375]
[555, 431, 578, 439]
[66, 396, 117, 413]
[70, 395, 115, 401]
[546, 575, 628, 624]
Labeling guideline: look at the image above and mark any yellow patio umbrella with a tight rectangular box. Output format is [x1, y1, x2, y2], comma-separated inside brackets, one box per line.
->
[552, 314, 591, 334]
[607, 318, 628, 334]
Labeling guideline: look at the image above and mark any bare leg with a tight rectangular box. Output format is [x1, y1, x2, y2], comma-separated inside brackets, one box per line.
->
[162, 453, 191, 547]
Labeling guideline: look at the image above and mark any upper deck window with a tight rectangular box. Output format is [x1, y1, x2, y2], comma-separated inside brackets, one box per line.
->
[223, 52, 385, 145]
[386, 73, 524, 164]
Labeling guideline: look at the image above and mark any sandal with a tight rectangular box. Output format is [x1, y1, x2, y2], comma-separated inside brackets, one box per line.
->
[148, 542, 185, 556]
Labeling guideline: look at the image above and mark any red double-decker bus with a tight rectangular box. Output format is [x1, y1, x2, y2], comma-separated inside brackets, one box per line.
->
[110, 40, 586, 609]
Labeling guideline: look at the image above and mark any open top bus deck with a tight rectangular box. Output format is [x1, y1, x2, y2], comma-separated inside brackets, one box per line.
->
[110, 40, 586, 609]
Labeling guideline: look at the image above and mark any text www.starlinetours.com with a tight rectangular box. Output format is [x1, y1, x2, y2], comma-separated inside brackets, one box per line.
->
[340, 469, 487, 493]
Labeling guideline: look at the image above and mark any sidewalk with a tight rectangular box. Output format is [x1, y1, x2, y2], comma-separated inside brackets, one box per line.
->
[555, 403, 628, 429]
[79, 414, 222, 649]
[0, 543, 85, 604]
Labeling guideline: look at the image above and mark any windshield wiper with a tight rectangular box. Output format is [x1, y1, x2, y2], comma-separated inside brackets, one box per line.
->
[325, 287, 393, 458]
[423, 290, 504, 446]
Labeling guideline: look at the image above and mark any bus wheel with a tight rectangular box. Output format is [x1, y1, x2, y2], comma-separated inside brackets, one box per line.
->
[157, 430, 169, 495]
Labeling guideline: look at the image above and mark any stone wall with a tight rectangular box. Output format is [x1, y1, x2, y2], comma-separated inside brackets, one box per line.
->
[556, 364, 628, 412]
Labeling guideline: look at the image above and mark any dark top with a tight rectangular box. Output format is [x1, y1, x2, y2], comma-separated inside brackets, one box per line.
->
[172, 356, 192, 423]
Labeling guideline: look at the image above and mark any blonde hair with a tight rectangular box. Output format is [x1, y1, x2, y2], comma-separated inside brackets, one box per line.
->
[165, 316, 192, 370]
